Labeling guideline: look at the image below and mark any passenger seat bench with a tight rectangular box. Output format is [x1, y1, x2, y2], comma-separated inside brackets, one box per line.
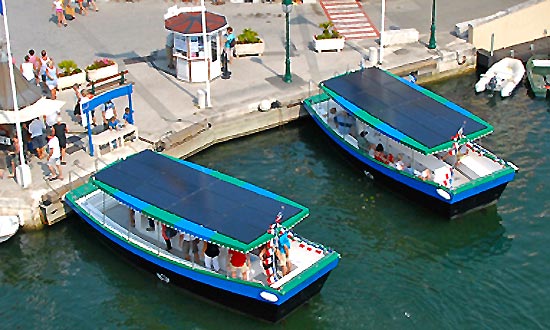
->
[90, 124, 138, 157]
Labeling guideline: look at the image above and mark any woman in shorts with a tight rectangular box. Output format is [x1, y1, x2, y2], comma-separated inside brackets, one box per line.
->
[52, 0, 67, 27]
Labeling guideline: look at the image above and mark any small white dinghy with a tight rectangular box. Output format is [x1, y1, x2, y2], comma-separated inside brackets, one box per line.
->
[475, 57, 525, 97]
[0, 215, 20, 243]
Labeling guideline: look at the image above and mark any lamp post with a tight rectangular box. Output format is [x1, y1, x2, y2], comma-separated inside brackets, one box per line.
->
[428, 0, 436, 49]
[282, 0, 293, 83]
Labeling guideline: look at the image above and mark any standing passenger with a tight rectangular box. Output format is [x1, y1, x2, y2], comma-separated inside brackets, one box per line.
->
[227, 249, 250, 280]
[276, 230, 291, 276]
[202, 241, 220, 272]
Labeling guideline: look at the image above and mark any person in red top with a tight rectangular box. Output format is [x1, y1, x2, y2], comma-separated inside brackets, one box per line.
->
[227, 249, 251, 280]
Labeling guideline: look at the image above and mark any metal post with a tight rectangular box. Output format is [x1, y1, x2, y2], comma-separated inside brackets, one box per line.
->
[379, 0, 385, 65]
[282, 0, 293, 83]
[428, 0, 437, 49]
[2, 0, 31, 187]
[491, 33, 495, 56]
[200, 0, 211, 107]
[283, 11, 292, 82]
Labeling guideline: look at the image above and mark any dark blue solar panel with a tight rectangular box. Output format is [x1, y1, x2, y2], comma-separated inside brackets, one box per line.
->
[94, 150, 303, 243]
[323, 68, 489, 149]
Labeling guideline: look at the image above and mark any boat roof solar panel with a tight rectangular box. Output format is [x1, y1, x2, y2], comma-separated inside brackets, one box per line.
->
[322, 68, 492, 152]
[94, 150, 305, 245]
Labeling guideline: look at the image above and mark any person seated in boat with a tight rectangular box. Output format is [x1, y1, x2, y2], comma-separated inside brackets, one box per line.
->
[374, 143, 388, 163]
[404, 165, 416, 176]
[357, 130, 371, 151]
[277, 230, 292, 276]
[394, 153, 406, 171]
[334, 111, 355, 136]
[418, 168, 432, 181]
[322, 107, 340, 128]
[227, 249, 251, 280]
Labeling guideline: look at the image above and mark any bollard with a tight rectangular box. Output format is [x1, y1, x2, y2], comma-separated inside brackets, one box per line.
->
[369, 47, 378, 65]
[197, 89, 206, 109]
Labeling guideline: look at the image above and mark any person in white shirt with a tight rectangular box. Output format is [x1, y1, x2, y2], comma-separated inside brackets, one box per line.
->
[79, 90, 97, 128]
[20, 55, 36, 83]
[46, 130, 63, 181]
[44, 110, 59, 128]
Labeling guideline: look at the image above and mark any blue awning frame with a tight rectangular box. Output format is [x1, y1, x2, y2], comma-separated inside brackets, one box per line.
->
[80, 84, 134, 156]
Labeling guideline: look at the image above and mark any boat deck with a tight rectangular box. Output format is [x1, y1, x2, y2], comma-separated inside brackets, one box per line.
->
[77, 189, 326, 287]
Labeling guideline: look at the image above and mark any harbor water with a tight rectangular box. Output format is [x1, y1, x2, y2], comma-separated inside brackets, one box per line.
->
[1, 73, 549, 329]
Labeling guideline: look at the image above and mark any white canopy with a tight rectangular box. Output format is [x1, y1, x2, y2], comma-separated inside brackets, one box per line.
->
[0, 97, 65, 124]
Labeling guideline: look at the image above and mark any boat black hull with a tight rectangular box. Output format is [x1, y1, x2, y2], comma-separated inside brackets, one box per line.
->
[361, 163, 509, 218]
[73, 214, 330, 322]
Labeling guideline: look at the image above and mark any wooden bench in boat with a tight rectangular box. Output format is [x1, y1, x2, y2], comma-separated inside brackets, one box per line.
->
[91, 124, 138, 157]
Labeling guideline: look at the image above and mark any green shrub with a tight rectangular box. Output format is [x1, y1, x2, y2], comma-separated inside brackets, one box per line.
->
[58, 60, 82, 77]
[237, 28, 261, 44]
[315, 21, 340, 40]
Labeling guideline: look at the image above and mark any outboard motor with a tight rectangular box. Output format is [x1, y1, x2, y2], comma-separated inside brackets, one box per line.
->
[487, 75, 498, 92]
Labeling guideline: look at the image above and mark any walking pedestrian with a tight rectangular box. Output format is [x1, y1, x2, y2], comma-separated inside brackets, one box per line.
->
[87, 0, 99, 12]
[52, 0, 67, 27]
[76, 0, 87, 15]
[20, 55, 36, 83]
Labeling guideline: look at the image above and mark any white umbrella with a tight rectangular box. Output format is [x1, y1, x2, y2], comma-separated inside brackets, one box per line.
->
[0, 97, 65, 124]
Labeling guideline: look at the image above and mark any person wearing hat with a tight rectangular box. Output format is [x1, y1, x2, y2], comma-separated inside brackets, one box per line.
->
[52, 116, 68, 165]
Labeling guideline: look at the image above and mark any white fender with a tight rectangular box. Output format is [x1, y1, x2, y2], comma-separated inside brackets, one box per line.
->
[260, 291, 279, 302]
[436, 188, 451, 200]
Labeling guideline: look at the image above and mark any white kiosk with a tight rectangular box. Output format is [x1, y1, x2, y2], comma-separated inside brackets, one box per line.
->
[165, 7, 228, 83]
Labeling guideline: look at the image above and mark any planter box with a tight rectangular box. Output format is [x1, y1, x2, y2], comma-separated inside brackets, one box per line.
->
[86, 62, 119, 82]
[57, 71, 86, 90]
[313, 37, 345, 52]
[234, 39, 265, 57]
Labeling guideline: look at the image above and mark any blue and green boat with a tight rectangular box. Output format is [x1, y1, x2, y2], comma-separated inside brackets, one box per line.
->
[65, 150, 340, 322]
[303, 67, 518, 218]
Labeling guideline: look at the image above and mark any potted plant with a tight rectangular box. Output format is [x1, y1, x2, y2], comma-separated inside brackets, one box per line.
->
[313, 21, 345, 52]
[86, 58, 119, 82]
[57, 60, 86, 89]
[234, 28, 265, 57]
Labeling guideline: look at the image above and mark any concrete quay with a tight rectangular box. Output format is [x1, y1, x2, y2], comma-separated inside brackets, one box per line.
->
[0, 0, 527, 229]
